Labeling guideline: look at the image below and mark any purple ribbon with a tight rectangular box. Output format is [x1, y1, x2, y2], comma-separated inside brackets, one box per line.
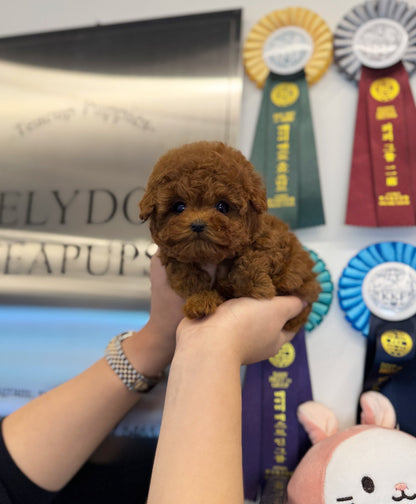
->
[242, 328, 312, 501]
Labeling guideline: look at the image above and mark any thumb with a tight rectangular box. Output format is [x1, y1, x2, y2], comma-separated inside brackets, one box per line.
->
[273, 296, 306, 322]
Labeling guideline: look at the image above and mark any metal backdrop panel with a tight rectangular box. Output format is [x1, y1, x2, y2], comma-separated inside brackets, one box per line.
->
[0, 10, 242, 308]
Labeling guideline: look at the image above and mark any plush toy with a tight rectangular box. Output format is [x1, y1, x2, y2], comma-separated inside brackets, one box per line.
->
[287, 391, 416, 504]
[139, 141, 320, 331]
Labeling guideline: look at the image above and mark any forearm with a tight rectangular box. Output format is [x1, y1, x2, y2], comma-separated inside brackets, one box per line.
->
[147, 338, 244, 504]
[1, 324, 168, 492]
[2, 358, 137, 490]
[147, 295, 303, 504]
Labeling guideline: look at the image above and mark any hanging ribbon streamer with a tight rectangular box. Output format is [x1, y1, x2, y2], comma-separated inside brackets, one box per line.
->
[243, 7, 332, 229]
[334, 0, 416, 227]
[242, 330, 311, 504]
[338, 241, 416, 435]
[242, 249, 333, 502]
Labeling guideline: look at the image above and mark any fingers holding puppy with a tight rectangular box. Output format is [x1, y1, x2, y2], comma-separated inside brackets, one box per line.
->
[176, 294, 304, 366]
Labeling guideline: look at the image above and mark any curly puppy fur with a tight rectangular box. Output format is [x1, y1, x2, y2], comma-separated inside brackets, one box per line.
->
[139, 141, 320, 332]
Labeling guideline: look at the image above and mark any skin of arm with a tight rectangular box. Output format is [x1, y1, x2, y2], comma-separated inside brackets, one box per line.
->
[147, 294, 304, 504]
[1, 254, 184, 492]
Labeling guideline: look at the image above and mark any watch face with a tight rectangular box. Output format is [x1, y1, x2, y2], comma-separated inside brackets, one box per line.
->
[132, 378, 153, 393]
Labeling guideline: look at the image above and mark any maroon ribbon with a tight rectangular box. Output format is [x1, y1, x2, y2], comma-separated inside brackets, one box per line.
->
[346, 62, 416, 227]
[242, 329, 312, 501]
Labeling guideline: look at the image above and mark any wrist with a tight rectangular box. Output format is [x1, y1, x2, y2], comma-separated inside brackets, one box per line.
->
[105, 332, 164, 393]
[175, 324, 242, 369]
[122, 324, 175, 377]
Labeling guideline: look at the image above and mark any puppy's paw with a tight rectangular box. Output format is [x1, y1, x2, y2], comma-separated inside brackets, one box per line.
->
[230, 261, 275, 299]
[183, 291, 224, 319]
[234, 281, 276, 300]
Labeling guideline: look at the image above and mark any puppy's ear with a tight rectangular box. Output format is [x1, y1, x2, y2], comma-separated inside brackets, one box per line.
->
[248, 173, 268, 214]
[249, 191, 268, 213]
[138, 188, 156, 221]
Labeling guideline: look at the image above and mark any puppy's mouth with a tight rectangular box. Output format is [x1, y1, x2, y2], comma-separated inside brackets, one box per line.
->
[157, 222, 234, 263]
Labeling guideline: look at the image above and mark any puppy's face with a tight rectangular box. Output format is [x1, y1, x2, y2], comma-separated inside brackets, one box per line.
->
[139, 142, 267, 264]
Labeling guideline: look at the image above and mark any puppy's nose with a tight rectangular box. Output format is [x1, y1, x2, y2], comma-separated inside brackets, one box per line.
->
[190, 221, 206, 233]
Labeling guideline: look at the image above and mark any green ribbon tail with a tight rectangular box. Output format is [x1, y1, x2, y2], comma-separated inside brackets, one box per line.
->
[250, 76, 272, 183]
[250, 71, 325, 229]
[297, 74, 325, 227]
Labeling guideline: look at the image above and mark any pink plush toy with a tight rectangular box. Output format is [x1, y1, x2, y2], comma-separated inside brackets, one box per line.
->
[287, 391, 416, 504]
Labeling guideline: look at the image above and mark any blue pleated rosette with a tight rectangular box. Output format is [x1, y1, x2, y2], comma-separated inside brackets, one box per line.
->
[338, 241, 416, 336]
[305, 248, 333, 332]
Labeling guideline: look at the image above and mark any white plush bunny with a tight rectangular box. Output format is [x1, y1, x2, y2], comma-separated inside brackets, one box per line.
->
[287, 391, 416, 504]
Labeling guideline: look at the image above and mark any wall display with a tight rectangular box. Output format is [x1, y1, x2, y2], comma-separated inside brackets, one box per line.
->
[243, 7, 332, 229]
[242, 248, 333, 502]
[0, 9, 243, 308]
[334, 0, 416, 226]
[338, 241, 416, 436]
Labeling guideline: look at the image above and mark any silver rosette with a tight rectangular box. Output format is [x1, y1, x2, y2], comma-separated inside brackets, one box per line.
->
[334, 0, 416, 80]
[338, 241, 416, 335]
[305, 248, 333, 332]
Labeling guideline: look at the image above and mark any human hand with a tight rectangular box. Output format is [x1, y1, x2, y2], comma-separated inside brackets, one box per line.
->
[123, 253, 185, 376]
[176, 295, 304, 366]
[146, 252, 186, 340]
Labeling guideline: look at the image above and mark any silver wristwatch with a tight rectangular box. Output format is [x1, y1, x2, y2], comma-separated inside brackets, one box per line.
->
[105, 331, 163, 393]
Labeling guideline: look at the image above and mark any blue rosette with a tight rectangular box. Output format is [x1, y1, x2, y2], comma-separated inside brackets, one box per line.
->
[338, 241, 416, 336]
[305, 248, 333, 332]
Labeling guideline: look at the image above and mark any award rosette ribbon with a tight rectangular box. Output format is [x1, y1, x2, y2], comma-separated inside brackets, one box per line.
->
[242, 249, 333, 502]
[338, 241, 416, 436]
[334, 0, 416, 226]
[243, 7, 332, 229]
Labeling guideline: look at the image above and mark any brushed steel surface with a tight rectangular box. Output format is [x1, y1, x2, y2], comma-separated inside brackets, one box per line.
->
[0, 10, 242, 307]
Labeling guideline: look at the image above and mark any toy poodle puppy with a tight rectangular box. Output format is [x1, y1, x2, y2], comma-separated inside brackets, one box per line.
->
[139, 141, 320, 332]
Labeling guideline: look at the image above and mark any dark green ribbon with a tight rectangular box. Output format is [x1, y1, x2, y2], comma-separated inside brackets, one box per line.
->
[251, 71, 325, 229]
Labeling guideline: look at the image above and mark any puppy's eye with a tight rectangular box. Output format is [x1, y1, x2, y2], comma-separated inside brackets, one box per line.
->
[215, 201, 230, 214]
[172, 201, 186, 214]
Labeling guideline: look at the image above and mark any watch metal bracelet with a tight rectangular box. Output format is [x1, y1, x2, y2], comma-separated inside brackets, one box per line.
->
[105, 331, 163, 393]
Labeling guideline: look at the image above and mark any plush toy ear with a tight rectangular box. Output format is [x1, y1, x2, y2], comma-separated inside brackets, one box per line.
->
[359, 391, 396, 429]
[297, 401, 339, 445]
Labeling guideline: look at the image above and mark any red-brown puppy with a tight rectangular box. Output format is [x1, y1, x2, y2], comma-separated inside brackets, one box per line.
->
[139, 141, 320, 331]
